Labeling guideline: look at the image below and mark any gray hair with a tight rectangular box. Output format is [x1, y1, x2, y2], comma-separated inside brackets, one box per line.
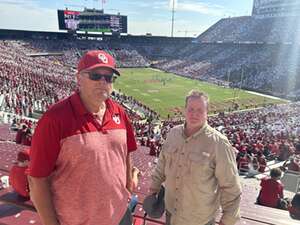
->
[185, 90, 209, 109]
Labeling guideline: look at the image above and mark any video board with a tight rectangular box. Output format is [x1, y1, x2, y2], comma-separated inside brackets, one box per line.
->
[57, 9, 127, 33]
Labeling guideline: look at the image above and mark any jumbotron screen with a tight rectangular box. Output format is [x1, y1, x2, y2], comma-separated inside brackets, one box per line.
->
[57, 9, 127, 33]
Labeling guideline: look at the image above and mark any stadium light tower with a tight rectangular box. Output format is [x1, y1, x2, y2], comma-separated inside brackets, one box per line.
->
[170, 0, 176, 37]
[101, 0, 107, 11]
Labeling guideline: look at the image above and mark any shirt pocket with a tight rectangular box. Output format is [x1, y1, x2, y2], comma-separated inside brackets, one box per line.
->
[188, 152, 213, 181]
[163, 142, 179, 170]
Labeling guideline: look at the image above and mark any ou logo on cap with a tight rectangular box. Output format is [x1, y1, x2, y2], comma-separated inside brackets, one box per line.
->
[98, 53, 108, 64]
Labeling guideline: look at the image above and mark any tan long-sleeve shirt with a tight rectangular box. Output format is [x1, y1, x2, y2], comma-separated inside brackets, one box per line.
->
[150, 123, 242, 225]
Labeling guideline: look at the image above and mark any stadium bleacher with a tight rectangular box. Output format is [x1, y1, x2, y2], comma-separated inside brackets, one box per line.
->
[197, 16, 300, 44]
[0, 142, 25, 173]
[0, 124, 16, 142]
[1, 145, 299, 224]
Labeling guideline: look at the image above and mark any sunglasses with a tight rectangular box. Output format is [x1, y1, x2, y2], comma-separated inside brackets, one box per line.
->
[85, 72, 117, 83]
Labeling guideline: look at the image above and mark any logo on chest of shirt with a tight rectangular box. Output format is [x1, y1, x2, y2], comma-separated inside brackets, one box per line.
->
[112, 114, 121, 125]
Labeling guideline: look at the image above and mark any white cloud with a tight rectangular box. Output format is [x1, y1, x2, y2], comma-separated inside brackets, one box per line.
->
[129, 18, 206, 37]
[177, 1, 235, 16]
[152, 0, 236, 17]
[0, 0, 58, 31]
[128, 18, 170, 36]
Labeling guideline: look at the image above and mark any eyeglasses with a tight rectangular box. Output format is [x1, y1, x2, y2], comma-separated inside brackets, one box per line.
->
[84, 72, 117, 83]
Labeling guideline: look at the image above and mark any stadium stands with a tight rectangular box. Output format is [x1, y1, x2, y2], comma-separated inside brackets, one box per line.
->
[0, 124, 16, 142]
[1, 35, 300, 101]
[197, 16, 300, 44]
[1, 7, 300, 223]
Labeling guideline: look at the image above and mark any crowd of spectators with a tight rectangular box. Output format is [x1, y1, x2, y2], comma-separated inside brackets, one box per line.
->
[0, 40, 75, 117]
[145, 102, 300, 176]
[27, 39, 150, 68]
[209, 102, 300, 174]
[118, 100, 300, 176]
[2, 35, 300, 100]
[152, 43, 300, 98]
[197, 16, 300, 44]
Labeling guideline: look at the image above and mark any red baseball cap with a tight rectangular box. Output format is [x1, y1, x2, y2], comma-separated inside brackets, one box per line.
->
[77, 50, 120, 75]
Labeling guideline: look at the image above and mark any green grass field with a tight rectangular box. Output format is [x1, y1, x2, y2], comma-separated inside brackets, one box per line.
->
[114, 68, 286, 118]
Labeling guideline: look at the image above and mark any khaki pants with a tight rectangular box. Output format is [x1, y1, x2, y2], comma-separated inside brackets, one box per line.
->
[165, 210, 215, 225]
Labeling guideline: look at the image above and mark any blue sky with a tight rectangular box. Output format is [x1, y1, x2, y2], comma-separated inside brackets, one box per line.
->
[0, 0, 254, 37]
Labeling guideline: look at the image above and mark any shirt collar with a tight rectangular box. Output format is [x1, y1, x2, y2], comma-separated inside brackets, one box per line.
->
[70, 91, 113, 117]
[182, 121, 208, 140]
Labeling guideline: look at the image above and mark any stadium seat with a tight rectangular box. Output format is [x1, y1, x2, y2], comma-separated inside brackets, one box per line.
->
[281, 171, 300, 193]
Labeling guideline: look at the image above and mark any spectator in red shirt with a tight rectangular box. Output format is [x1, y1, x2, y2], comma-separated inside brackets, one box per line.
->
[15, 124, 27, 144]
[237, 154, 251, 175]
[257, 168, 288, 209]
[149, 140, 156, 156]
[28, 50, 138, 225]
[21, 128, 32, 146]
[281, 143, 300, 173]
[9, 148, 30, 198]
[257, 152, 267, 173]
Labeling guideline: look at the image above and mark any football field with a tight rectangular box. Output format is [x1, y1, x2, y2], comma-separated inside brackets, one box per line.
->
[114, 68, 286, 118]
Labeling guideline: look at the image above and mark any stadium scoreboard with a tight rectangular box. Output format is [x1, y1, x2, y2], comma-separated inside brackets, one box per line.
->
[58, 9, 127, 33]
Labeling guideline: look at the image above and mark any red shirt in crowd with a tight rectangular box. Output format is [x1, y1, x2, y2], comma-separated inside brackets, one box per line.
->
[257, 157, 267, 173]
[259, 178, 284, 208]
[15, 129, 23, 144]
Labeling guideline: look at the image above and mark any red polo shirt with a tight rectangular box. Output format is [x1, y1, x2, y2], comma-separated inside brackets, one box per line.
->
[29, 92, 137, 225]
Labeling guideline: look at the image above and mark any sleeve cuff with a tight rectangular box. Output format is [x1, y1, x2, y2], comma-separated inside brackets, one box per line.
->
[220, 214, 240, 225]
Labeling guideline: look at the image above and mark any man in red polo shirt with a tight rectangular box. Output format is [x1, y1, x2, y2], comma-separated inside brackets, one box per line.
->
[28, 50, 137, 225]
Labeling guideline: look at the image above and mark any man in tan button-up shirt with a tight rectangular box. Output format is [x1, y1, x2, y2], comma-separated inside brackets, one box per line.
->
[150, 90, 242, 225]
